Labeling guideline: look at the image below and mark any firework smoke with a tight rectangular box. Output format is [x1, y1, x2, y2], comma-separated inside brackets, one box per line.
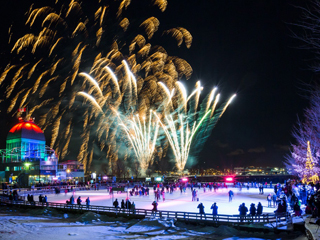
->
[0, 0, 193, 173]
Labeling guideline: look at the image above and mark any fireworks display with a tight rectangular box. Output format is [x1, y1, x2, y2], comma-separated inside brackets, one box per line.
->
[78, 64, 235, 174]
[155, 81, 236, 172]
[118, 110, 160, 176]
[0, 0, 235, 175]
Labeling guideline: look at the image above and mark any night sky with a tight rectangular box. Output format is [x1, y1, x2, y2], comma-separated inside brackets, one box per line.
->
[0, 1, 316, 169]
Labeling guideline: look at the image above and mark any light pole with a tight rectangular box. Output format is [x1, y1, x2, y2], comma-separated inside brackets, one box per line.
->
[24, 162, 31, 186]
[67, 169, 70, 182]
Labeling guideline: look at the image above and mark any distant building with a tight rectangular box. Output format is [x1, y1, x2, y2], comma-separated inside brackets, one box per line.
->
[57, 160, 84, 182]
[233, 166, 288, 175]
[234, 167, 245, 175]
[0, 118, 58, 186]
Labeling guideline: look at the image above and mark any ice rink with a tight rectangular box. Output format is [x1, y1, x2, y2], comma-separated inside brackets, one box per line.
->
[46, 186, 279, 215]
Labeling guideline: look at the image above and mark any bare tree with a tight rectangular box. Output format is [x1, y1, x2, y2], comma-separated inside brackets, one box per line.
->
[291, 0, 320, 72]
[287, 1, 320, 179]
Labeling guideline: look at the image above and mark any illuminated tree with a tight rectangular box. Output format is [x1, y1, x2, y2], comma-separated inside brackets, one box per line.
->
[291, 141, 320, 183]
[287, 88, 320, 179]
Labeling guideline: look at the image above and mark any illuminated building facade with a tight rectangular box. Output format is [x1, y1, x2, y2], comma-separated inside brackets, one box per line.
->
[57, 160, 84, 182]
[0, 118, 58, 186]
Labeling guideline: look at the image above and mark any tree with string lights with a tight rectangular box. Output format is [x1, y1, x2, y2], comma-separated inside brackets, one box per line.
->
[291, 141, 320, 184]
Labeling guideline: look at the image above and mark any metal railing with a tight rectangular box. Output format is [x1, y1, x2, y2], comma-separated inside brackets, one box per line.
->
[0, 196, 291, 226]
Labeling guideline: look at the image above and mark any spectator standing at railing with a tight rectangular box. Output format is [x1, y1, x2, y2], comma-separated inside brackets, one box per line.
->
[30, 195, 35, 205]
[77, 196, 82, 205]
[13, 190, 18, 201]
[131, 202, 136, 214]
[70, 195, 74, 205]
[257, 202, 263, 219]
[239, 203, 248, 222]
[85, 197, 90, 209]
[211, 202, 218, 216]
[43, 195, 48, 207]
[121, 199, 125, 210]
[197, 202, 205, 219]
[250, 203, 256, 220]
[113, 199, 119, 208]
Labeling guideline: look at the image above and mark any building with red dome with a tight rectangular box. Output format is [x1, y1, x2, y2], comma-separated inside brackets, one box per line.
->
[0, 118, 58, 186]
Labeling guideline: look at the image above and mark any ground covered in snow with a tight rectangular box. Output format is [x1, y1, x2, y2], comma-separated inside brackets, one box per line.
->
[46, 187, 290, 215]
[0, 209, 308, 240]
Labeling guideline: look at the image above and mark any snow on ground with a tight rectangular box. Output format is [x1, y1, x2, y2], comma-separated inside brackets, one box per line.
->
[0, 210, 307, 240]
[46, 187, 279, 215]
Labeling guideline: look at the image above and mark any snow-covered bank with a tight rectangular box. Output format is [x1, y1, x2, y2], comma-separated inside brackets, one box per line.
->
[0, 208, 307, 240]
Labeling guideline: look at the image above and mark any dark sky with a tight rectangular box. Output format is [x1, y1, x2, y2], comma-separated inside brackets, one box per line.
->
[158, 0, 314, 168]
[0, 1, 316, 169]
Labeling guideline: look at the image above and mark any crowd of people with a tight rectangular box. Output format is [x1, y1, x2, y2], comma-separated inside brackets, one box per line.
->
[5, 177, 320, 223]
[112, 198, 136, 214]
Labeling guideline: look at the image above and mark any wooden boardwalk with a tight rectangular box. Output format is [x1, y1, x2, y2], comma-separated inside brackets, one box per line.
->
[0, 196, 292, 227]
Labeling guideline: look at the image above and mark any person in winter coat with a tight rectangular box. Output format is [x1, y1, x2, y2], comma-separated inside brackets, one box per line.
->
[85, 197, 90, 209]
[305, 204, 312, 214]
[239, 203, 248, 222]
[70, 195, 74, 205]
[113, 199, 119, 208]
[228, 190, 234, 202]
[77, 196, 82, 205]
[162, 191, 165, 202]
[267, 194, 272, 207]
[127, 200, 132, 210]
[152, 201, 158, 216]
[197, 202, 205, 214]
[274, 200, 286, 214]
[43, 195, 48, 206]
[211, 202, 218, 221]
[272, 194, 277, 207]
[131, 202, 136, 214]
[121, 199, 125, 212]
[257, 202, 263, 215]
[192, 189, 197, 201]
[293, 202, 302, 216]
[30, 195, 35, 205]
[250, 203, 256, 216]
